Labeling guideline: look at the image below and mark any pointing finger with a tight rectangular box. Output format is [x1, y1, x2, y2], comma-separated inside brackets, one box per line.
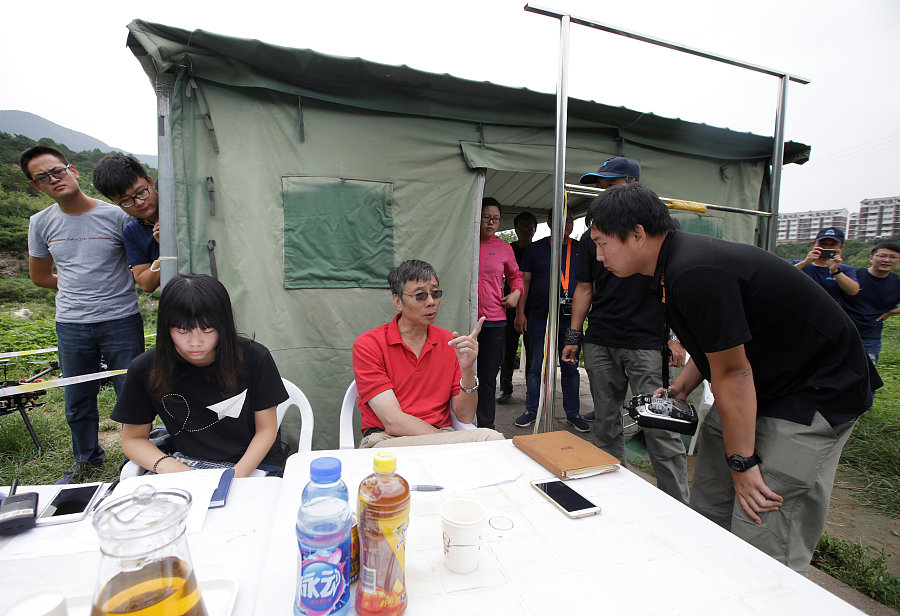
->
[470, 316, 486, 338]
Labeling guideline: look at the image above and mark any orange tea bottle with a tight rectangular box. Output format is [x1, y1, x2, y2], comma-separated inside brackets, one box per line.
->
[355, 452, 409, 616]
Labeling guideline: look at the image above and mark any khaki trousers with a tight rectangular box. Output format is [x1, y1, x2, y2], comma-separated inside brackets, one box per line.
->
[359, 427, 505, 448]
[690, 404, 855, 575]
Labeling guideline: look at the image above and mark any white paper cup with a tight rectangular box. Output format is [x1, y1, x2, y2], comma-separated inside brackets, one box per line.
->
[5, 592, 67, 616]
[440, 498, 486, 574]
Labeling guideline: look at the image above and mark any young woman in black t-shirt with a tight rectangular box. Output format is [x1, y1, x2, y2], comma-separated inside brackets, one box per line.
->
[112, 274, 288, 476]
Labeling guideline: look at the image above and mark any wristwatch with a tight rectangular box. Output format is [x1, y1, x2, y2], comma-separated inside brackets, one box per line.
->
[831, 269, 842, 276]
[460, 376, 479, 394]
[727, 452, 762, 472]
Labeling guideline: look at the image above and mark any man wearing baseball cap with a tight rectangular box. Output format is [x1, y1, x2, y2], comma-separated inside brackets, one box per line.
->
[790, 227, 859, 303]
[579, 156, 641, 189]
[562, 157, 690, 504]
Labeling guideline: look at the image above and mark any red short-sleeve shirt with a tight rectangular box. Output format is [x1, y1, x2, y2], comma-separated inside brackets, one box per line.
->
[352, 314, 461, 434]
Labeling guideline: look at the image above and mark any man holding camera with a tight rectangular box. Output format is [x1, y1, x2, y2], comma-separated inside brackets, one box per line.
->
[791, 227, 859, 302]
[514, 210, 589, 432]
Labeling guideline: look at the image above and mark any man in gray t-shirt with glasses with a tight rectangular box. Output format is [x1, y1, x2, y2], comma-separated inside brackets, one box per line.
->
[21, 145, 145, 484]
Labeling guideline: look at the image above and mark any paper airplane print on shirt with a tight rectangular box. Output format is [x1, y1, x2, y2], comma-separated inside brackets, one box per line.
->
[161, 389, 249, 435]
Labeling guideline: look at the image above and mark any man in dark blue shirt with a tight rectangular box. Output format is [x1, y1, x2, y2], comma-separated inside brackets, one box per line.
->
[790, 227, 859, 303]
[513, 211, 590, 433]
[843, 241, 900, 363]
[93, 153, 161, 292]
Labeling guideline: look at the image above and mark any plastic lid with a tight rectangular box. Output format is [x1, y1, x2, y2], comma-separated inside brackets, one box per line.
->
[92, 485, 192, 556]
[373, 451, 396, 473]
[310, 457, 342, 483]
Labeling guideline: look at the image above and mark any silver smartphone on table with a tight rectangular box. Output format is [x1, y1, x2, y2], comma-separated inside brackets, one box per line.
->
[531, 479, 601, 518]
[36, 482, 104, 525]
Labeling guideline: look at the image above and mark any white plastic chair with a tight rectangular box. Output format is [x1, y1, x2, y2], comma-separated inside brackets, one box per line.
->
[687, 380, 715, 456]
[278, 378, 314, 452]
[339, 380, 359, 450]
[339, 379, 475, 450]
[120, 377, 312, 479]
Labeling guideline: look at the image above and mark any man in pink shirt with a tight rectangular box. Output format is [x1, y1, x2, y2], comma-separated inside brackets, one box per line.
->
[476, 197, 524, 429]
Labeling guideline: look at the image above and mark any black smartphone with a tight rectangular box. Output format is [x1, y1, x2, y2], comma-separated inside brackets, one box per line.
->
[37, 483, 103, 525]
[818, 248, 837, 259]
[531, 479, 601, 518]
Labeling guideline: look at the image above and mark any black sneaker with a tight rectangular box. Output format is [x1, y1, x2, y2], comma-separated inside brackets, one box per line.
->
[566, 415, 590, 433]
[496, 391, 512, 404]
[584, 412, 595, 421]
[514, 411, 537, 427]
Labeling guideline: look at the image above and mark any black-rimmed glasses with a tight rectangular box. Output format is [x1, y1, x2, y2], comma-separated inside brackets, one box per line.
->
[32, 166, 72, 185]
[404, 290, 443, 302]
[117, 187, 151, 208]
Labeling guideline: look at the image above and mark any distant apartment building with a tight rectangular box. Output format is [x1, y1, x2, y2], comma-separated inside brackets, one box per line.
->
[848, 196, 900, 240]
[776, 197, 900, 244]
[776, 208, 849, 245]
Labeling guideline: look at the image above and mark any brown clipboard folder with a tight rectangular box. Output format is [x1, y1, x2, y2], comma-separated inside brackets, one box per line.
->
[513, 430, 621, 480]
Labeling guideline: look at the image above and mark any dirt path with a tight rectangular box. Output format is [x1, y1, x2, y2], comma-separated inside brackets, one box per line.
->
[825, 467, 900, 577]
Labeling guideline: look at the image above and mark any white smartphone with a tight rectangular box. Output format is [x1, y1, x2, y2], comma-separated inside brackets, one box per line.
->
[531, 479, 601, 519]
[36, 482, 104, 525]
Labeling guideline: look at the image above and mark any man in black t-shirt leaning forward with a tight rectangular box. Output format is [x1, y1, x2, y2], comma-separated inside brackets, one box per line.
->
[588, 183, 879, 576]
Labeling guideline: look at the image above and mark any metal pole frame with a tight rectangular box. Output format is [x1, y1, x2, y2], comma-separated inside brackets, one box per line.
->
[534, 14, 571, 434]
[525, 4, 808, 434]
[156, 72, 178, 288]
[524, 3, 809, 251]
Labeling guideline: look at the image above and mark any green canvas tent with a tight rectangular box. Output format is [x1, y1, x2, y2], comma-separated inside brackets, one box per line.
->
[125, 20, 810, 450]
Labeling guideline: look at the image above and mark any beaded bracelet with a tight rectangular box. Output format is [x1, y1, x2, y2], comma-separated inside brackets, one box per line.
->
[564, 328, 583, 346]
[152, 454, 174, 473]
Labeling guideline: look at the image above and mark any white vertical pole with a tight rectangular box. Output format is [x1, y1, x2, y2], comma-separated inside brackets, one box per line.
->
[537, 14, 571, 434]
[156, 73, 178, 287]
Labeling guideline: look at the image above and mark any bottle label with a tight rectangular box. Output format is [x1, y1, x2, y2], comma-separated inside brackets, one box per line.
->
[296, 537, 350, 616]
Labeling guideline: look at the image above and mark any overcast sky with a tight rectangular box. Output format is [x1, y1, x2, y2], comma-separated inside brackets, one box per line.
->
[2, 0, 897, 213]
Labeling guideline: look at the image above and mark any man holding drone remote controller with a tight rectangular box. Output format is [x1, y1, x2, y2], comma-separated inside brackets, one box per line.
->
[587, 183, 880, 576]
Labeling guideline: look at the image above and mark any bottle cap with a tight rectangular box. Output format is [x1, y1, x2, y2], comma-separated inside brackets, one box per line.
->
[373, 451, 396, 473]
[310, 457, 342, 483]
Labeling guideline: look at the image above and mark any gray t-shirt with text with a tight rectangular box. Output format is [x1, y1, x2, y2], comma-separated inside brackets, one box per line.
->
[28, 201, 139, 323]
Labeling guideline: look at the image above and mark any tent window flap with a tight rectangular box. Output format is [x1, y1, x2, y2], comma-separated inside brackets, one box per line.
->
[283, 176, 394, 289]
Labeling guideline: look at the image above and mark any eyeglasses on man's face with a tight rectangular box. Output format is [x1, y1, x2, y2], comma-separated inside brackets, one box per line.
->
[873, 253, 900, 261]
[32, 166, 72, 185]
[116, 187, 151, 208]
[481, 215, 501, 223]
[404, 289, 443, 302]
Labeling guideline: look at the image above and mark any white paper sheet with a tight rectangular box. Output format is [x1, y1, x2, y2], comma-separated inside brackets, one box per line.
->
[110, 469, 224, 533]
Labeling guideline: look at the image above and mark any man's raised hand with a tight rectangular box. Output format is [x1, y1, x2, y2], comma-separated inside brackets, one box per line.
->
[449, 316, 485, 370]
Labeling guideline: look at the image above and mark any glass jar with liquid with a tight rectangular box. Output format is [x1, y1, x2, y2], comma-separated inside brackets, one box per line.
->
[91, 485, 207, 616]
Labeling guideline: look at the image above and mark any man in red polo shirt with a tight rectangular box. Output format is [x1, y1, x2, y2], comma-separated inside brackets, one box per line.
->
[352, 260, 505, 447]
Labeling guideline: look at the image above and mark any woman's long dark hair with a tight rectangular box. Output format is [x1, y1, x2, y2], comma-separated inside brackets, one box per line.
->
[149, 274, 244, 398]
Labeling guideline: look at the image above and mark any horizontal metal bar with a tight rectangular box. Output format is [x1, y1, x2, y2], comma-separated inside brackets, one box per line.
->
[525, 4, 809, 84]
[565, 184, 772, 217]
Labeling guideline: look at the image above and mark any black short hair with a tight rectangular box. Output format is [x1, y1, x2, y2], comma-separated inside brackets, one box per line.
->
[388, 260, 440, 296]
[482, 197, 501, 214]
[149, 274, 243, 398]
[871, 241, 900, 256]
[93, 153, 151, 198]
[514, 211, 538, 227]
[589, 183, 674, 241]
[19, 145, 69, 181]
